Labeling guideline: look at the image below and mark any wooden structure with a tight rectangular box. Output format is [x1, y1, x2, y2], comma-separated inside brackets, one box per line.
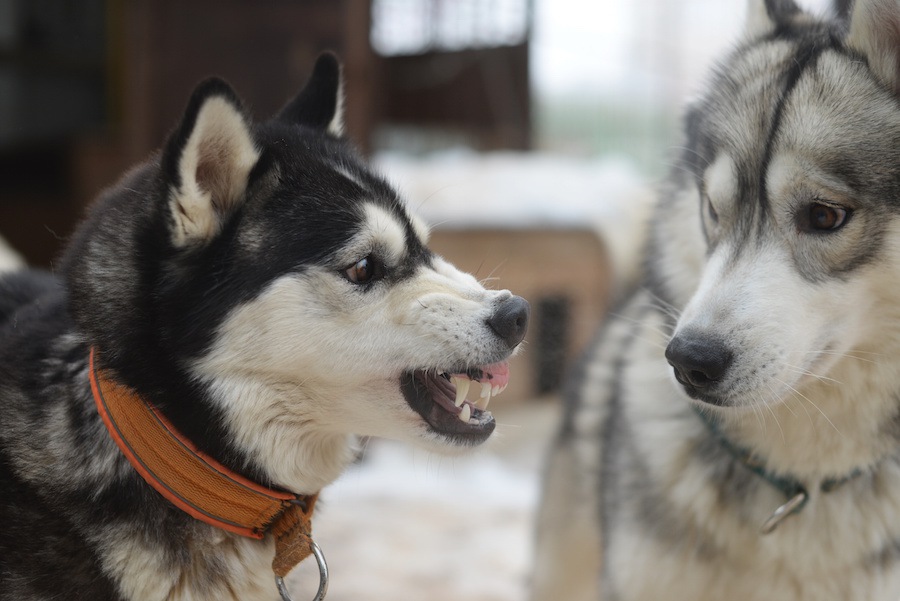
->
[0, 0, 532, 266]
[428, 228, 613, 402]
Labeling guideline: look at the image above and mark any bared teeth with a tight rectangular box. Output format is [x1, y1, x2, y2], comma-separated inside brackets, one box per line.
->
[453, 377, 470, 407]
[446, 370, 510, 418]
[475, 382, 491, 410]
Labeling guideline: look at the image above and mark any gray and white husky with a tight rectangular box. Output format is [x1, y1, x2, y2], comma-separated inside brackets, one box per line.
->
[0, 54, 529, 601]
[533, 0, 900, 599]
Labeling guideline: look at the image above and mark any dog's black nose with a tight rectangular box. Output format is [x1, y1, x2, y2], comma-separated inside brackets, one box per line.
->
[488, 295, 530, 348]
[665, 332, 733, 392]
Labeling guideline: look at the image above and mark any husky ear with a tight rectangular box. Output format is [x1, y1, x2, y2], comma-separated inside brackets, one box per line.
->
[163, 78, 259, 247]
[276, 52, 344, 135]
[846, 0, 900, 95]
[744, 0, 802, 38]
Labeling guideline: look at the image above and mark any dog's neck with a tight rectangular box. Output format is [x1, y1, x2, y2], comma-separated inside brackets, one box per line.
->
[90, 348, 341, 598]
[196, 373, 358, 494]
[90, 348, 321, 540]
[693, 404, 869, 532]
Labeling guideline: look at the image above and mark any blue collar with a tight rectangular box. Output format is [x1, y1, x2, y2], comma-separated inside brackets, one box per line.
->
[692, 406, 863, 534]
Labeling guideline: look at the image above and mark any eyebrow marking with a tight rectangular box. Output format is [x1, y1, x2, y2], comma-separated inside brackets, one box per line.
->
[361, 203, 408, 265]
[758, 37, 838, 219]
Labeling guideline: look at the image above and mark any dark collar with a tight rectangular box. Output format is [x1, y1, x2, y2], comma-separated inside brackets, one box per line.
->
[692, 405, 863, 534]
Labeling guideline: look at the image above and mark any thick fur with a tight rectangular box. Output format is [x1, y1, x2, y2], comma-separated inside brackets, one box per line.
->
[533, 1, 900, 599]
[0, 54, 527, 601]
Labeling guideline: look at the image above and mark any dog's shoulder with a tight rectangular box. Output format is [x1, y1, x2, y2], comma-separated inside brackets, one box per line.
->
[0, 269, 62, 330]
[0, 269, 126, 600]
[0, 446, 123, 601]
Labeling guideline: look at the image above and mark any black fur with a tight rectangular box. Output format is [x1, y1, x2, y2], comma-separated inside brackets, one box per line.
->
[59, 62, 423, 479]
[0, 53, 428, 600]
[276, 52, 342, 129]
[162, 77, 248, 192]
[0, 270, 60, 326]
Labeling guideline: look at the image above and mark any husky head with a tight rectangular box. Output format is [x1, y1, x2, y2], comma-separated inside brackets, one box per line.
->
[654, 0, 900, 410]
[64, 54, 529, 491]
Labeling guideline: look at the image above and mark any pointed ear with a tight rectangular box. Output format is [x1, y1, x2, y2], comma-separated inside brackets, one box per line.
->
[846, 0, 900, 95]
[744, 0, 802, 38]
[162, 78, 259, 247]
[276, 52, 344, 135]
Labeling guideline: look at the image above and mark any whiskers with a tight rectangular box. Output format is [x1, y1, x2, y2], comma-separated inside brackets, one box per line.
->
[605, 312, 672, 352]
[472, 259, 507, 290]
[740, 381, 787, 442]
[772, 373, 843, 437]
[606, 289, 682, 352]
[641, 288, 683, 324]
[783, 363, 842, 386]
[604, 287, 852, 440]
[803, 349, 882, 365]
[662, 146, 707, 179]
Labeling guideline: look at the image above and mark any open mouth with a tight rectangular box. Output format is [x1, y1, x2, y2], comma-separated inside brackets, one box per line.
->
[400, 363, 510, 445]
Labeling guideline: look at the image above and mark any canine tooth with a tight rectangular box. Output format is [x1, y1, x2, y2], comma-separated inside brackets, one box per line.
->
[480, 382, 491, 399]
[475, 395, 490, 411]
[454, 378, 470, 407]
[492, 384, 500, 397]
[458, 404, 471, 423]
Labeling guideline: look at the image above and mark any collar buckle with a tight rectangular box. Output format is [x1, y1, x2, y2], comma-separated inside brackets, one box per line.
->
[760, 489, 808, 534]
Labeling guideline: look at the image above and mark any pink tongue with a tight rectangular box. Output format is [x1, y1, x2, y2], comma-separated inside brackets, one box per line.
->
[454, 361, 510, 388]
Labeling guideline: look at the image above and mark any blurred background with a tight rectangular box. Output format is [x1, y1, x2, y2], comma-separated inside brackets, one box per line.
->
[0, 1, 831, 599]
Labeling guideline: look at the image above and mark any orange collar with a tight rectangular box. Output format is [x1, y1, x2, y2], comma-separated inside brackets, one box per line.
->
[89, 347, 318, 579]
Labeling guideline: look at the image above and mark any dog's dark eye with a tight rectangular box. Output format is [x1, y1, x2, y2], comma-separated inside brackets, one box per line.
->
[800, 203, 850, 232]
[344, 256, 385, 285]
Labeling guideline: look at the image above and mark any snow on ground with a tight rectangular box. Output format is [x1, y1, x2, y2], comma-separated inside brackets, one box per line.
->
[285, 403, 560, 601]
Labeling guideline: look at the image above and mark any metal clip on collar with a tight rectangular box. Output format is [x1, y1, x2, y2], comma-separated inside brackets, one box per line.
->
[276, 541, 329, 601]
[760, 490, 808, 534]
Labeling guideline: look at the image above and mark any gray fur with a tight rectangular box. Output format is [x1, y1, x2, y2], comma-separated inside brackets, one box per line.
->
[533, 1, 900, 599]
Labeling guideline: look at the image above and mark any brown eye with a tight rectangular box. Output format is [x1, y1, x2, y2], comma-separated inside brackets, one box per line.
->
[344, 256, 384, 285]
[802, 203, 850, 232]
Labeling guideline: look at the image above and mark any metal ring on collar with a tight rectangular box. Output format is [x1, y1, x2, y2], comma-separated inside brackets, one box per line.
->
[275, 541, 329, 601]
[760, 490, 808, 535]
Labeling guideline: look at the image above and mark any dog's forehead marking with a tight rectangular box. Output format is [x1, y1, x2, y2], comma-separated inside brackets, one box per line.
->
[360, 203, 408, 264]
[694, 37, 853, 256]
[756, 40, 838, 216]
[409, 213, 431, 244]
[705, 154, 737, 205]
[704, 41, 794, 155]
[776, 52, 900, 195]
[332, 161, 368, 191]
[765, 154, 803, 208]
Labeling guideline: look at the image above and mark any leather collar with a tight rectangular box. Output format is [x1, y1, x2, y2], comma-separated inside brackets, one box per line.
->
[89, 347, 318, 579]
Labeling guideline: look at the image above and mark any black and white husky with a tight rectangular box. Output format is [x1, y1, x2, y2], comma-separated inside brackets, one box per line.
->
[0, 54, 529, 601]
[533, 0, 900, 599]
